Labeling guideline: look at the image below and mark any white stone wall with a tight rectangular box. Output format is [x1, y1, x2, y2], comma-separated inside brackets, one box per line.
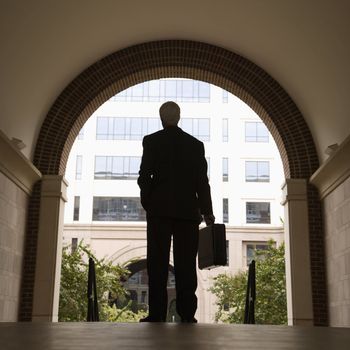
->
[0, 172, 28, 321]
[324, 175, 350, 327]
[63, 223, 284, 323]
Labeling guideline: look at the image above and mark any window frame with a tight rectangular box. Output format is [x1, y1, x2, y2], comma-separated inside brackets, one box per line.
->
[75, 155, 82, 180]
[92, 196, 146, 222]
[245, 160, 270, 183]
[222, 157, 229, 182]
[245, 121, 269, 143]
[245, 201, 271, 224]
[243, 241, 272, 266]
[73, 196, 80, 221]
[223, 198, 229, 223]
[94, 156, 141, 180]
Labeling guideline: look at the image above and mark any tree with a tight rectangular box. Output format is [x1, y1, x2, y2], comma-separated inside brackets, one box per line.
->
[209, 241, 287, 325]
[59, 241, 144, 322]
[103, 303, 147, 322]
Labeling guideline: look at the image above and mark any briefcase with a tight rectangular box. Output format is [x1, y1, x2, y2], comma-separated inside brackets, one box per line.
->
[198, 223, 227, 270]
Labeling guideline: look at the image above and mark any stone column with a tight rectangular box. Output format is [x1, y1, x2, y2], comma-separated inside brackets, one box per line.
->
[281, 179, 313, 325]
[32, 175, 68, 322]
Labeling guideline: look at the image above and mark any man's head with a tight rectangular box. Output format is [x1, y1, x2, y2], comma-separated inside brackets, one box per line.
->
[159, 101, 180, 127]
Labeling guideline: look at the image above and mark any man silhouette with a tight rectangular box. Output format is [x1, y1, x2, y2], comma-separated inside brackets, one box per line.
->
[138, 101, 215, 323]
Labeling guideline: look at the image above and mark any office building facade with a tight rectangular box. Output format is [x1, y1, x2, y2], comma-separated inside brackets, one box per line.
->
[63, 79, 284, 322]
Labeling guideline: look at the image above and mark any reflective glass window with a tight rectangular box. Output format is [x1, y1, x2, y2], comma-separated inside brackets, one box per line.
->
[223, 158, 229, 182]
[92, 197, 146, 221]
[75, 155, 82, 180]
[246, 202, 271, 224]
[223, 119, 228, 142]
[245, 122, 269, 142]
[223, 198, 229, 223]
[94, 156, 141, 180]
[245, 161, 270, 182]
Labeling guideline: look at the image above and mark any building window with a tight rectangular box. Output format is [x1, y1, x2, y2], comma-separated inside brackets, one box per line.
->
[245, 161, 270, 182]
[222, 89, 228, 103]
[179, 118, 210, 142]
[223, 198, 229, 223]
[96, 117, 161, 140]
[96, 117, 210, 142]
[245, 122, 269, 142]
[75, 155, 82, 180]
[78, 127, 84, 140]
[73, 196, 80, 221]
[92, 197, 146, 221]
[246, 202, 270, 224]
[223, 119, 228, 142]
[222, 158, 228, 182]
[71, 238, 78, 253]
[246, 242, 270, 266]
[110, 79, 210, 103]
[94, 156, 141, 179]
[141, 290, 147, 304]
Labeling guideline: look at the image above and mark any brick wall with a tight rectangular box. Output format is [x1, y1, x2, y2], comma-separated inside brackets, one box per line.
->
[18, 182, 41, 321]
[21, 40, 328, 324]
[308, 184, 328, 325]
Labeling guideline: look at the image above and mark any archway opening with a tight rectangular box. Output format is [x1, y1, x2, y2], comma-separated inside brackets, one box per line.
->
[23, 40, 327, 326]
[61, 78, 285, 324]
[119, 259, 178, 322]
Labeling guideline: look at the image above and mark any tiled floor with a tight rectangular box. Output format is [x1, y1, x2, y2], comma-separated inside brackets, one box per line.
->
[1, 322, 350, 350]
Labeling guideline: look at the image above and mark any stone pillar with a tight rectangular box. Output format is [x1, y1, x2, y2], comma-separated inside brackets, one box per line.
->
[32, 175, 68, 322]
[281, 179, 313, 326]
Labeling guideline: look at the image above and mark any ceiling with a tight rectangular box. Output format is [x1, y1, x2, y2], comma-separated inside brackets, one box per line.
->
[1, 0, 349, 163]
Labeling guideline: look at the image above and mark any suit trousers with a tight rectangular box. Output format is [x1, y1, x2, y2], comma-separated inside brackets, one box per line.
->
[146, 216, 199, 321]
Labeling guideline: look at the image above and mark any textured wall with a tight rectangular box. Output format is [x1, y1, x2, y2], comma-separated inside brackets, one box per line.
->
[0, 172, 28, 321]
[324, 176, 350, 327]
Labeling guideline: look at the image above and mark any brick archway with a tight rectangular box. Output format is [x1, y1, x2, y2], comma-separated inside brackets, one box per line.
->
[22, 40, 327, 325]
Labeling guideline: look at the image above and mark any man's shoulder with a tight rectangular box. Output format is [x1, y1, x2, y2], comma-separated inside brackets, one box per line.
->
[143, 130, 163, 142]
[144, 128, 203, 149]
[181, 130, 203, 147]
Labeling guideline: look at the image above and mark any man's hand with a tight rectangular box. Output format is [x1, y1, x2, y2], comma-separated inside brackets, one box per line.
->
[203, 214, 215, 226]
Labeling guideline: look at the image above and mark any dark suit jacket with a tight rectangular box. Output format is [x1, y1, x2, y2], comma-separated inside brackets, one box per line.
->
[138, 126, 213, 221]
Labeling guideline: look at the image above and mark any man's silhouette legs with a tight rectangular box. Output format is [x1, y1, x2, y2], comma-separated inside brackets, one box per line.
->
[172, 220, 198, 321]
[145, 216, 198, 322]
[146, 217, 172, 321]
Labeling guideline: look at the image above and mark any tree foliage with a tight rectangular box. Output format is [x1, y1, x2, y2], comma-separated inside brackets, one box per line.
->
[209, 241, 287, 325]
[103, 303, 147, 322]
[59, 241, 144, 322]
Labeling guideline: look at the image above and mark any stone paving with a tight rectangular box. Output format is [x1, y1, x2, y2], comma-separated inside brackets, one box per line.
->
[1, 323, 350, 350]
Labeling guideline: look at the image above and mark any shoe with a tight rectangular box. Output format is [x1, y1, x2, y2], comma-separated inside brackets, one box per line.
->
[139, 316, 165, 322]
[181, 317, 198, 323]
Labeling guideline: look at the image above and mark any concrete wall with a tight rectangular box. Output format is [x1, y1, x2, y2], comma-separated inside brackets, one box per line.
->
[0, 172, 28, 320]
[311, 133, 350, 327]
[0, 129, 41, 321]
[324, 176, 350, 326]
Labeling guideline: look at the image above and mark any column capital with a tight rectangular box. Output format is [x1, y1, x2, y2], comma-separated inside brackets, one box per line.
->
[41, 175, 68, 202]
[281, 178, 307, 205]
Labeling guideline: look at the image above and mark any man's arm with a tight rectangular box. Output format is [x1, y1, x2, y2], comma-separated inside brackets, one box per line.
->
[197, 142, 215, 225]
[137, 136, 154, 210]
